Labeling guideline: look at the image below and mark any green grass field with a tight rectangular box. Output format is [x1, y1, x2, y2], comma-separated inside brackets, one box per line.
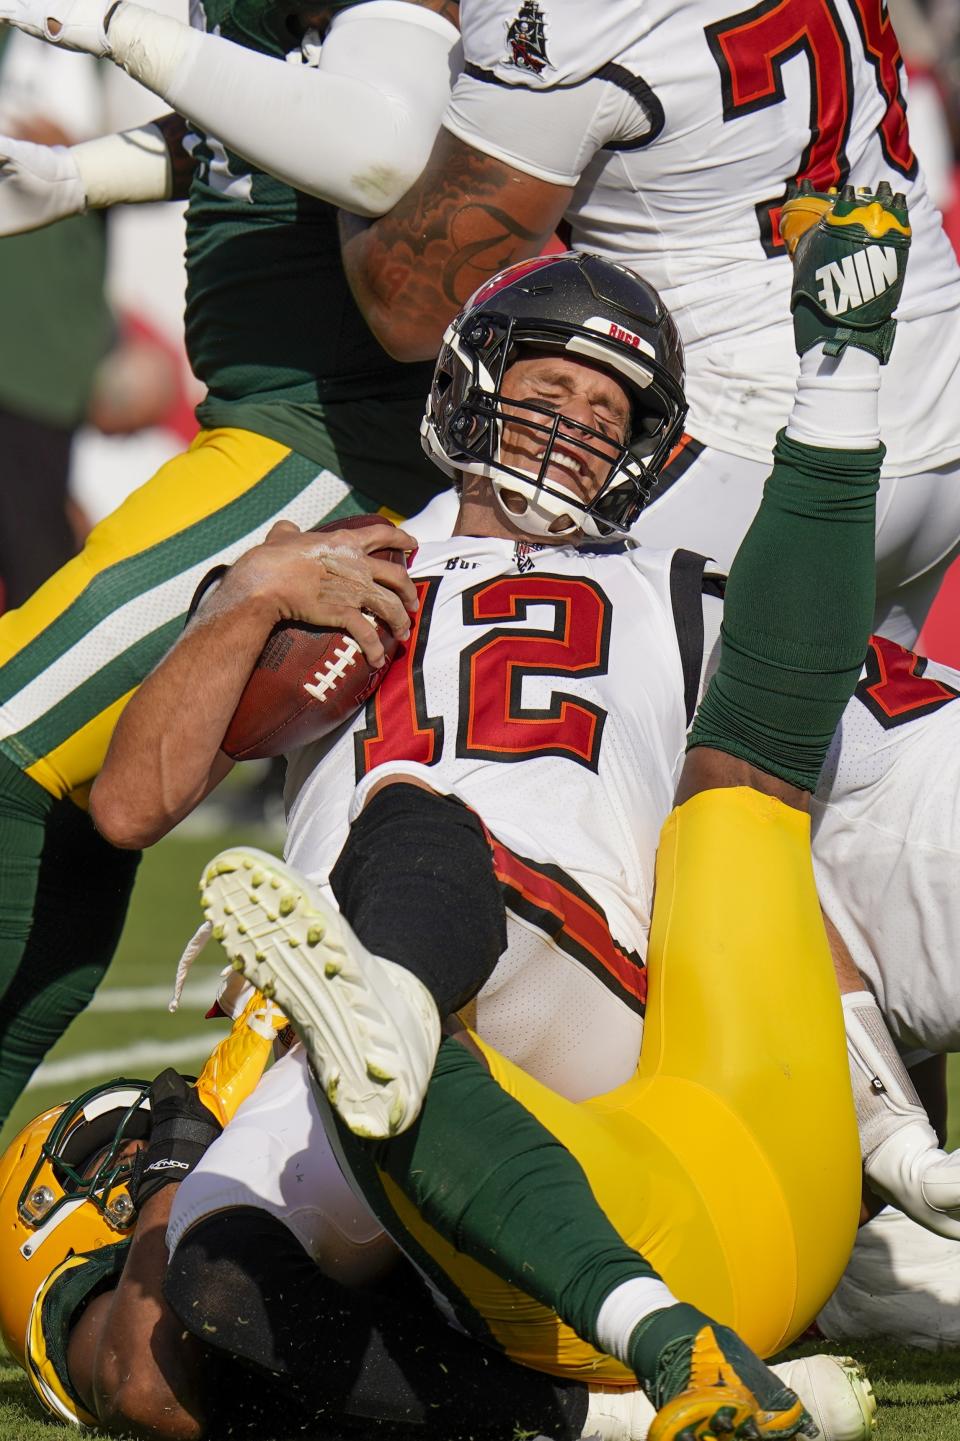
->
[2, 828, 960, 1439]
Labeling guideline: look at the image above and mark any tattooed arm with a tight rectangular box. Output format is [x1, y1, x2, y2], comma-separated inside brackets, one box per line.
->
[338, 129, 572, 361]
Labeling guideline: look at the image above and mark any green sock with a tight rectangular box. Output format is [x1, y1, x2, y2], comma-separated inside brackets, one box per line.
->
[371, 1038, 659, 1350]
[689, 431, 881, 790]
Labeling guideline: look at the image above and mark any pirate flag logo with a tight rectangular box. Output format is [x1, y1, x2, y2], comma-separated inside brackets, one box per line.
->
[505, 1, 550, 73]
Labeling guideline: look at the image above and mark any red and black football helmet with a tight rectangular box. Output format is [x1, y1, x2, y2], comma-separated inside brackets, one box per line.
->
[421, 251, 687, 540]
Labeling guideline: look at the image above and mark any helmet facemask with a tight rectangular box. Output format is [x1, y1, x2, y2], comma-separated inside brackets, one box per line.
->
[17, 1081, 152, 1237]
[422, 297, 686, 542]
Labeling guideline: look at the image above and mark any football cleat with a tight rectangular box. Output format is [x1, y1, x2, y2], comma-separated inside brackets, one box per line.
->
[584, 1355, 874, 1440]
[772, 1356, 875, 1441]
[637, 1307, 818, 1440]
[782, 179, 910, 364]
[199, 848, 441, 1139]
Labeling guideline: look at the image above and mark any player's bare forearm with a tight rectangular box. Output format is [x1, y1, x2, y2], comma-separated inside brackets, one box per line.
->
[91, 522, 418, 847]
[154, 113, 194, 201]
[87, 1187, 208, 1440]
[90, 591, 273, 850]
[339, 131, 571, 360]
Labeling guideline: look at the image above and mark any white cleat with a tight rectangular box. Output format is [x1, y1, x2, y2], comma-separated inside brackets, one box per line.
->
[581, 1354, 875, 1440]
[199, 847, 441, 1139]
[772, 1355, 876, 1441]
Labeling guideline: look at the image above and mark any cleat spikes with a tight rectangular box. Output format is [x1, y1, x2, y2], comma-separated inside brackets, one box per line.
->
[199, 844, 441, 1139]
[841, 183, 856, 202]
[877, 179, 892, 198]
[212, 924, 225, 941]
[894, 191, 906, 208]
[798, 177, 814, 195]
[388, 1094, 407, 1131]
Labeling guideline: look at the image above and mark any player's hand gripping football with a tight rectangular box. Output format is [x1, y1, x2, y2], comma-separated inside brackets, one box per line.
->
[0, 0, 118, 53]
[781, 179, 911, 364]
[0, 135, 86, 236]
[219, 520, 418, 671]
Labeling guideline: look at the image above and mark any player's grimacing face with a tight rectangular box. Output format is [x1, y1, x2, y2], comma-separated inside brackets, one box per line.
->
[498, 355, 631, 514]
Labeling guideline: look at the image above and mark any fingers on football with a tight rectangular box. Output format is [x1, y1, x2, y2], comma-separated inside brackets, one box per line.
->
[325, 607, 388, 668]
[365, 555, 418, 613]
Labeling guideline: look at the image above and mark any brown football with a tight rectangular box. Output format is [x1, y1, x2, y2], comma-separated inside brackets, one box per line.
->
[222, 515, 406, 761]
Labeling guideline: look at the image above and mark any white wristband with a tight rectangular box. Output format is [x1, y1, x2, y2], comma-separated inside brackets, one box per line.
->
[71, 122, 172, 208]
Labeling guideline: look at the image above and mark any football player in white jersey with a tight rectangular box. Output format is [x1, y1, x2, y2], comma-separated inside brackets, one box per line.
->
[91, 191, 905, 1439]
[331, 0, 960, 648]
[807, 634, 960, 1349]
[6, 0, 960, 648]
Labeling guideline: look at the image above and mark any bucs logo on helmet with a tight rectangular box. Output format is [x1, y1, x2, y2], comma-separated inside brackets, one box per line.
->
[421, 251, 687, 541]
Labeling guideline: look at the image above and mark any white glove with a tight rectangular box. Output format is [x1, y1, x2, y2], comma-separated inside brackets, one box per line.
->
[865, 1119, 960, 1240]
[844, 991, 960, 1240]
[0, 0, 117, 56]
[0, 135, 86, 235]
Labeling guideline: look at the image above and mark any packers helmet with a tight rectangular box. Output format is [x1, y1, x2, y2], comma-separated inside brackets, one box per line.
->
[0, 1078, 151, 1376]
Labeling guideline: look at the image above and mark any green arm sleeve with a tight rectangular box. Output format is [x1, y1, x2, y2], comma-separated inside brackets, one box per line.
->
[687, 431, 882, 791]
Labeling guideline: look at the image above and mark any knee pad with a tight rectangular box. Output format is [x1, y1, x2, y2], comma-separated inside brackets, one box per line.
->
[331, 783, 507, 1015]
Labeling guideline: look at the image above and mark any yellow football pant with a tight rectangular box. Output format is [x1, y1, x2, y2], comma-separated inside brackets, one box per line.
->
[382, 787, 861, 1383]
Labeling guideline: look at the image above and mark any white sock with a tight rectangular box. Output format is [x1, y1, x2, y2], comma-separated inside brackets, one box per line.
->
[785, 343, 881, 450]
[594, 1278, 679, 1367]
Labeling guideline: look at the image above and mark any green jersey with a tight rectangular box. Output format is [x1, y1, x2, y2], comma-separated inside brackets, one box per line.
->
[184, 0, 440, 512]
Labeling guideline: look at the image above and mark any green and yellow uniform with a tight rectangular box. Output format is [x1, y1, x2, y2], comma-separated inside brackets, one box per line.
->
[0, 0, 443, 1126]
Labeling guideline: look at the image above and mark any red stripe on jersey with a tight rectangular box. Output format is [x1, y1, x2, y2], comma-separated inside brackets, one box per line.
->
[485, 833, 648, 1009]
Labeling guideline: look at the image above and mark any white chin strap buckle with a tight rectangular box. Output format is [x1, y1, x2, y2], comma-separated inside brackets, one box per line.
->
[493, 476, 583, 539]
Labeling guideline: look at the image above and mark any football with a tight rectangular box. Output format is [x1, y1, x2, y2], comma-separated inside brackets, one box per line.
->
[222, 515, 407, 761]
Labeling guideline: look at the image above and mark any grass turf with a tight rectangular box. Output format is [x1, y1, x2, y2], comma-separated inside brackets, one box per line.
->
[1, 827, 959, 1438]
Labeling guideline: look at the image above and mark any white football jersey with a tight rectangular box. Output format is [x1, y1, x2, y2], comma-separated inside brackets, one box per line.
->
[812, 634, 960, 1057]
[284, 535, 719, 1094]
[446, 0, 960, 473]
